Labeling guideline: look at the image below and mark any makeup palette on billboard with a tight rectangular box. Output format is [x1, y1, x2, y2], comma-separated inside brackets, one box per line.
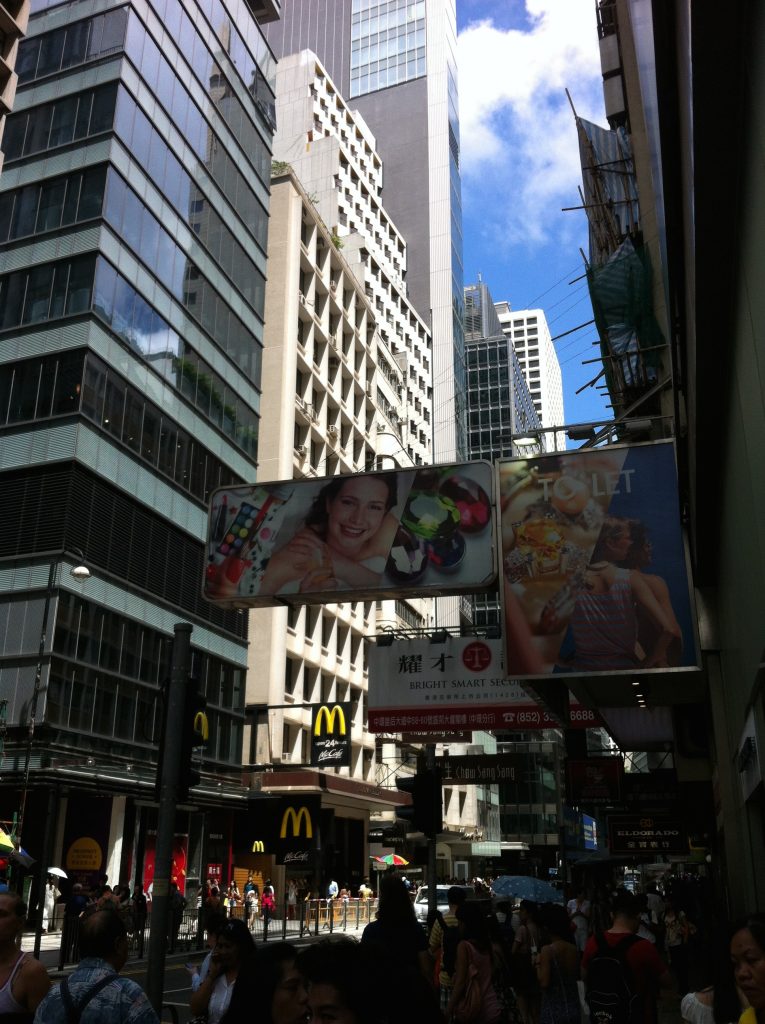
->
[498, 441, 698, 678]
[203, 462, 496, 607]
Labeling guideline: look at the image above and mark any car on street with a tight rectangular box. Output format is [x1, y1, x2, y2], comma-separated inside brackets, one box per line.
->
[413, 884, 475, 925]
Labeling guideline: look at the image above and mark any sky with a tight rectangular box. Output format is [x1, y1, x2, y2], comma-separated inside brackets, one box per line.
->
[456, 0, 611, 430]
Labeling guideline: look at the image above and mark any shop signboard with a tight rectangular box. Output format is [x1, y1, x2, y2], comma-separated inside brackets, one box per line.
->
[368, 636, 600, 733]
[498, 441, 699, 678]
[203, 462, 496, 607]
[567, 758, 623, 804]
[608, 814, 687, 856]
[310, 702, 352, 768]
[437, 753, 527, 784]
[583, 814, 598, 849]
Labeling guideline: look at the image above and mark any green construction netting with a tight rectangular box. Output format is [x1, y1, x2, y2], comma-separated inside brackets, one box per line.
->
[586, 236, 665, 397]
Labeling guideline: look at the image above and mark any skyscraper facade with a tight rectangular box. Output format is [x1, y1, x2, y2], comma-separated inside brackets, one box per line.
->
[0, 0, 278, 885]
[264, 0, 466, 460]
[464, 282, 541, 466]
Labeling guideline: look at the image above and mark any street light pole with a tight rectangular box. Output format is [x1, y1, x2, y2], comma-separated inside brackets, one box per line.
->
[146, 622, 193, 1015]
[17, 551, 90, 946]
[17, 552, 90, 854]
[16, 561, 57, 854]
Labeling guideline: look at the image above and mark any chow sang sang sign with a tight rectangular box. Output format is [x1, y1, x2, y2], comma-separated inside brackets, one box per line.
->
[203, 462, 496, 607]
[498, 441, 699, 679]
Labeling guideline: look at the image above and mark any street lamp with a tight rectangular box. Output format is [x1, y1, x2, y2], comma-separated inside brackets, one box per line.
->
[16, 551, 90, 853]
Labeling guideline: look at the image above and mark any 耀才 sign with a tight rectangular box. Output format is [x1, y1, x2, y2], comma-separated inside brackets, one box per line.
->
[367, 636, 600, 733]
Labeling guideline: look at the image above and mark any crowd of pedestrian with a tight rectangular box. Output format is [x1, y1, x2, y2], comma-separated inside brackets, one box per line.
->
[3, 872, 765, 1024]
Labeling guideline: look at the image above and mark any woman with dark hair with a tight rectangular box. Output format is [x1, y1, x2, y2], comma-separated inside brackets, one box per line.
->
[563, 516, 682, 671]
[621, 518, 683, 666]
[535, 904, 580, 1024]
[730, 913, 765, 1024]
[446, 901, 503, 1024]
[361, 875, 431, 982]
[249, 943, 309, 1024]
[188, 918, 256, 1024]
[260, 474, 399, 594]
[298, 938, 440, 1024]
[512, 901, 542, 1024]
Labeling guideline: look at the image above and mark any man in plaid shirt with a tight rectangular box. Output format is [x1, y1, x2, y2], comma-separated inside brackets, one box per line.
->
[34, 907, 159, 1024]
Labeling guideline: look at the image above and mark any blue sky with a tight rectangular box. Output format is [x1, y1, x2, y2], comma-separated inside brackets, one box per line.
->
[457, 0, 611, 429]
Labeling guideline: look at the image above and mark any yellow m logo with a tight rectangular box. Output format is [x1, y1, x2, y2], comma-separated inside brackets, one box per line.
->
[314, 704, 346, 737]
[193, 711, 209, 742]
[251, 840, 265, 853]
[280, 806, 313, 839]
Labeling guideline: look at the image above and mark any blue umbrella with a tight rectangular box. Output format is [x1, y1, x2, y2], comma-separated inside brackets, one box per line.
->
[491, 875, 563, 904]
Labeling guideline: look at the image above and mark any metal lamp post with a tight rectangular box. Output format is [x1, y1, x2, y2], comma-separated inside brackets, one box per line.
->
[15, 551, 90, 955]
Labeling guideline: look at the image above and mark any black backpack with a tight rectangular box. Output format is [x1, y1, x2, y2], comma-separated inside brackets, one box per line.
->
[585, 932, 644, 1024]
[435, 911, 460, 976]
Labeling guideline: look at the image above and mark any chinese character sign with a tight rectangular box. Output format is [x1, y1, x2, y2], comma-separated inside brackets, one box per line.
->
[367, 637, 598, 732]
[203, 462, 496, 607]
[499, 442, 698, 678]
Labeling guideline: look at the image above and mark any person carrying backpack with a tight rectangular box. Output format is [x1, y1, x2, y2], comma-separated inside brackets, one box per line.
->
[428, 886, 467, 1011]
[582, 892, 672, 1024]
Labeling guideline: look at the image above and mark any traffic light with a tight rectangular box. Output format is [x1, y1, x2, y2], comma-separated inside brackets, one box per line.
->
[178, 685, 208, 801]
[395, 768, 442, 838]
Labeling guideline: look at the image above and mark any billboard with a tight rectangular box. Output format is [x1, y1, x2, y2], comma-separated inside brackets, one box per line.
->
[498, 441, 698, 678]
[567, 758, 623, 804]
[310, 702, 352, 768]
[367, 636, 601, 733]
[203, 462, 496, 607]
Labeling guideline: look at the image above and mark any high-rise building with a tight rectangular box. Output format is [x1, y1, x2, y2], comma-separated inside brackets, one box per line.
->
[495, 302, 565, 450]
[263, 0, 466, 461]
[0, 0, 278, 890]
[464, 282, 541, 468]
[0, 0, 30, 173]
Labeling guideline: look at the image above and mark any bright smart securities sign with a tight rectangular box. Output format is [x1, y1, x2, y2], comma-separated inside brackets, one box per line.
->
[367, 637, 601, 733]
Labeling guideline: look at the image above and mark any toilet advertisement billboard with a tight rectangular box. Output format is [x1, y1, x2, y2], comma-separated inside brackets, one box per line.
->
[498, 441, 698, 679]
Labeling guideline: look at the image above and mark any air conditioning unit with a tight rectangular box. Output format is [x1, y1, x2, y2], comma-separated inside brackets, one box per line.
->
[328, 425, 338, 438]
[279, 753, 292, 763]
[329, 332, 338, 348]
[296, 444, 307, 455]
[366, 384, 374, 397]
[330, 279, 338, 291]
[299, 291, 306, 304]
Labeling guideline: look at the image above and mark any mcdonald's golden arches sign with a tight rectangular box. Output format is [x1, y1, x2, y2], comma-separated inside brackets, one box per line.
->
[311, 702, 352, 768]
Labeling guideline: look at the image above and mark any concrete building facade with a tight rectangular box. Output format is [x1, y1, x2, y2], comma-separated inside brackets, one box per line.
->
[263, 0, 466, 461]
[0, 0, 30, 172]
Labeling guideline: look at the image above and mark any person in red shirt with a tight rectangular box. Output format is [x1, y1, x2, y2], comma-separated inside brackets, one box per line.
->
[582, 891, 673, 1024]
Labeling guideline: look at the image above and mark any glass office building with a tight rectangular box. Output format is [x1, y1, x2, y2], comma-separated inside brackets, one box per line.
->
[0, 0, 278, 887]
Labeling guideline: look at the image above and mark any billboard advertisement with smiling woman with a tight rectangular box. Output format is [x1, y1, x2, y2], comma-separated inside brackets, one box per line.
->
[203, 462, 496, 607]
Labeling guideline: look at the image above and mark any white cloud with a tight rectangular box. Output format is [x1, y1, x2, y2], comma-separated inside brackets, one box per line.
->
[458, 0, 606, 247]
